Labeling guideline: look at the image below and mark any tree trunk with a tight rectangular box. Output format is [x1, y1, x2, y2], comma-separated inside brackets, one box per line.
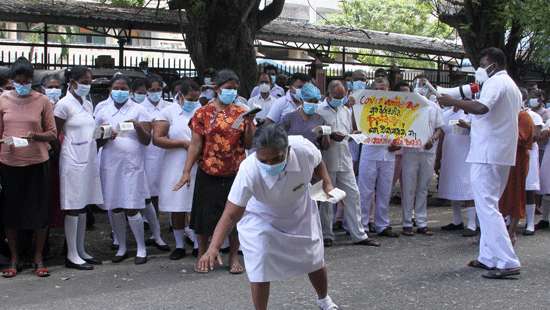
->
[175, 0, 285, 97]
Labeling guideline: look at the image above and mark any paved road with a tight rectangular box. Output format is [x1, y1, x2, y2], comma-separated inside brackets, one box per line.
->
[1, 205, 549, 310]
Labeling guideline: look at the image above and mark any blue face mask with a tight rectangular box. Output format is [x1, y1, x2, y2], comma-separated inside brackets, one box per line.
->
[218, 88, 238, 105]
[183, 100, 198, 112]
[111, 90, 130, 104]
[302, 102, 317, 115]
[147, 91, 162, 103]
[271, 75, 277, 84]
[257, 152, 287, 176]
[14, 82, 32, 96]
[45, 88, 62, 103]
[329, 97, 347, 108]
[133, 93, 146, 103]
[352, 81, 366, 91]
[345, 81, 353, 91]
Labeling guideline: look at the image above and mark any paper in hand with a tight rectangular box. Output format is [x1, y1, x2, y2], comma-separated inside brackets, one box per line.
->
[5, 137, 29, 148]
[347, 133, 368, 144]
[231, 107, 262, 129]
[118, 122, 135, 132]
[93, 125, 112, 139]
[312, 125, 332, 136]
[309, 181, 347, 204]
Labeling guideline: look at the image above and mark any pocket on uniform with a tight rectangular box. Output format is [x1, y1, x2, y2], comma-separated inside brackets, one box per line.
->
[68, 141, 91, 165]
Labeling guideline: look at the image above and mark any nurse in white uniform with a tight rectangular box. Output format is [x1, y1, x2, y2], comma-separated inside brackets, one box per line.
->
[195, 125, 339, 310]
[153, 79, 201, 260]
[54, 67, 103, 270]
[438, 107, 477, 236]
[139, 77, 170, 251]
[523, 92, 544, 235]
[95, 75, 152, 265]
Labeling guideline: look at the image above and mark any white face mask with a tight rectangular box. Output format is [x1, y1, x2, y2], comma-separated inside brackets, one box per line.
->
[528, 98, 540, 109]
[259, 83, 271, 94]
[475, 63, 495, 84]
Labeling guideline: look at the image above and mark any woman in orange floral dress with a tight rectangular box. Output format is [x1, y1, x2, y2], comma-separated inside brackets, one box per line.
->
[174, 69, 255, 274]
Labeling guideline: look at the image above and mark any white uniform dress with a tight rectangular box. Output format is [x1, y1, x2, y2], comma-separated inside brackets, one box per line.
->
[526, 110, 543, 191]
[539, 119, 550, 194]
[157, 103, 199, 212]
[54, 92, 103, 210]
[141, 98, 171, 197]
[228, 136, 325, 283]
[438, 109, 473, 200]
[95, 100, 152, 210]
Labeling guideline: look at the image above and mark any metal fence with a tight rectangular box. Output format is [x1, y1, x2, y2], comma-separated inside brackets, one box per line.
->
[0, 49, 452, 87]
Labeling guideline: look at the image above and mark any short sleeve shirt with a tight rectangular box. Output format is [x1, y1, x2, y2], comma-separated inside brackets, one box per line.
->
[266, 92, 298, 124]
[467, 71, 521, 166]
[281, 110, 326, 149]
[190, 103, 248, 176]
[316, 100, 354, 172]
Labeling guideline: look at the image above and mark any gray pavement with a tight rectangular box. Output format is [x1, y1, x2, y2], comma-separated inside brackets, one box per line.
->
[1, 204, 550, 310]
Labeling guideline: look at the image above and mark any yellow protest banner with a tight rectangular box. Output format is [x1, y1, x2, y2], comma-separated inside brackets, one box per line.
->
[351, 90, 431, 148]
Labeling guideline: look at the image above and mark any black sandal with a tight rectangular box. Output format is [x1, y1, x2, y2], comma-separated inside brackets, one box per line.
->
[482, 268, 520, 279]
[467, 260, 494, 271]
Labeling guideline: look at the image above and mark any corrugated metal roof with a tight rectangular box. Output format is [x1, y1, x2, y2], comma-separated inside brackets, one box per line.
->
[0, 0, 464, 58]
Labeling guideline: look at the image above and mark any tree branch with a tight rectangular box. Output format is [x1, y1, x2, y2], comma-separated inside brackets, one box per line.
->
[257, 0, 285, 30]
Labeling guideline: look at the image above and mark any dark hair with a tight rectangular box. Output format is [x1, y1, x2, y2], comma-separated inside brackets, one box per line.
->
[10, 57, 34, 79]
[343, 71, 353, 78]
[180, 79, 200, 95]
[41, 74, 61, 87]
[110, 73, 130, 86]
[480, 47, 507, 67]
[131, 78, 147, 91]
[215, 69, 240, 87]
[289, 72, 311, 85]
[66, 66, 91, 82]
[171, 79, 186, 92]
[394, 81, 411, 92]
[374, 68, 387, 77]
[146, 74, 163, 89]
[204, 67, 216, 77]
[253, 123, 289, 150]
[263, 65, 278, 74]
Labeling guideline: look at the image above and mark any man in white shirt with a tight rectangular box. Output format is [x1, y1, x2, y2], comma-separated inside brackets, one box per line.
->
[439, 47, 521, 279]
[265, 73, 311, 124]
[247, 73, 277, 121]
[401, 75, 444, 237]
[358, 77, 400, 238]
[249, 65, 286, 99]
[317, 80, 380, 247]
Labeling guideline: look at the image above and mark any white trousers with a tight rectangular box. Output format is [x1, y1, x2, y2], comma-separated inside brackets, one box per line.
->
[319, 170, 368, 242]
[401, 152, 435, 228]
[358, 159, 395, 233]
[470, 163, 520, 269]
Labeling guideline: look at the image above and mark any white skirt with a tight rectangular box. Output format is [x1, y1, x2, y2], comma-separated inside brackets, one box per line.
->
[526, 143, 540, 191]
[540, 144, 550, 194]
[237, 202, 325, 283]
[158, 148, 196, 213]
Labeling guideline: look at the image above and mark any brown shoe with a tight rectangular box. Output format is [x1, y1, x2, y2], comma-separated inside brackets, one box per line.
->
[416, 227, 433, 236]
[401, 227, 414, 236]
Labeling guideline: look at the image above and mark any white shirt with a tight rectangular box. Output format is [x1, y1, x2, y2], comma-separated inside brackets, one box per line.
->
[527, 109, 544, 127]
[361, 145, 395, 162]
[247, 94, 276, 120]
[250, 84, 285, 99]
[228, 136, 321, 227]
[266, 92, 299, 124]
[402, 100, 444, 155]
[316, 100, 354, 172]
[467, 70, 521, 166]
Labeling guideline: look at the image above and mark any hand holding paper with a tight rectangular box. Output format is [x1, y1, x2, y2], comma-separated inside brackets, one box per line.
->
[312, 125, 332, 136]
[310, 181, 347, 204]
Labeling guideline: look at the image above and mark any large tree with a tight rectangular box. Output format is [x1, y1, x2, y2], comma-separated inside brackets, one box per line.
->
[327, 0, 454, 68]
[169, 0, 285, 95]
[429, 0, 550, 79]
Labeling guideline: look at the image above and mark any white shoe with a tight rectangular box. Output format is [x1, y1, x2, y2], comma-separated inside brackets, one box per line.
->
[317, 295, 339, 310]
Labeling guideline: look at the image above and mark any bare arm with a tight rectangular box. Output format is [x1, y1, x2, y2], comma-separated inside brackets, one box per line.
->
[173, 131, 204, 190]
[243, 117, 256, 149]
[438, 95, 489, 115]
[134, 121, 151, 145]
[313, 160, 334, 194]
[152, 121, 189, 150]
